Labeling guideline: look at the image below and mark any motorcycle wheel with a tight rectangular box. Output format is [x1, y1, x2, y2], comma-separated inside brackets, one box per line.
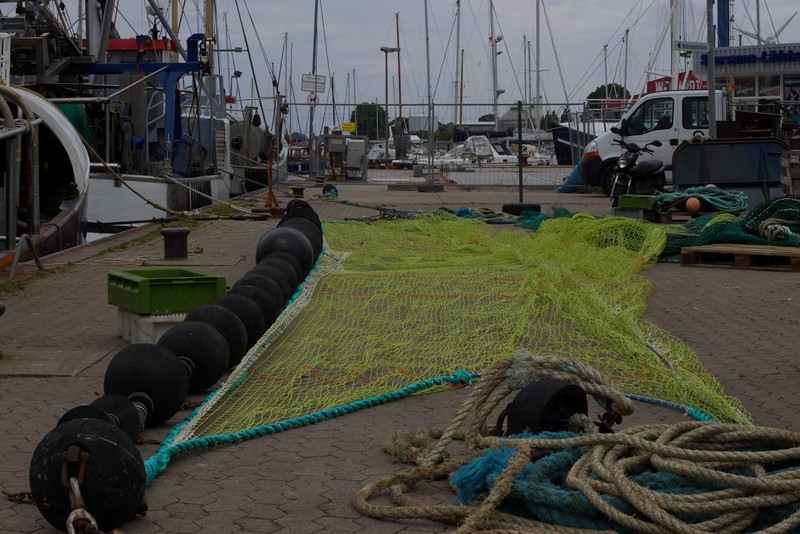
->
[610, 173, 633, 208]
[600, 165, 617, 196]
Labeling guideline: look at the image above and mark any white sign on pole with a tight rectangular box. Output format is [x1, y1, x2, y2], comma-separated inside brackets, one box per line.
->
[672, 40, 709, 53]
[302, 74, 327, 93]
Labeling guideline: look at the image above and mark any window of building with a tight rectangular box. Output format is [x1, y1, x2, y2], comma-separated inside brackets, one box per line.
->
[785, 75, 800, 102]
[758, 75, 781, 97]
[735, 76, 756, 97]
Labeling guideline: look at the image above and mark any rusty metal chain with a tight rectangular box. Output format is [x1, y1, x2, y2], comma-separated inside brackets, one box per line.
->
[2, 489, 34, 503]
[61, 445, 101, 534]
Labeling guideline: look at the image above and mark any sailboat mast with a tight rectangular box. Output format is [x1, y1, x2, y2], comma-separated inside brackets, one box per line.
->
[205, 0, 214, 74]
[286, 34, 291, 132]
[309, 0, 319, 140]
[424, 0, 433, 182]
[490, 0, 499, 131]
[624, 28, 629, 95]
[454, 0, 460, 125]
[535, 0, 540, 132]
[459, 49, 464, 128]
[172, 0, 179, 62]
[670, 0, 681, 89]
[396, 13, 402, 121]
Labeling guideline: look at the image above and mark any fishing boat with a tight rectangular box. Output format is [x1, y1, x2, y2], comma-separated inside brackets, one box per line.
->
[0, 0, 275, 236]
[0, 43, 90, 269]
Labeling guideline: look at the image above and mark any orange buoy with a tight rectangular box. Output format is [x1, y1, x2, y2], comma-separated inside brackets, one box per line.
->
[685, 197, 701, 213]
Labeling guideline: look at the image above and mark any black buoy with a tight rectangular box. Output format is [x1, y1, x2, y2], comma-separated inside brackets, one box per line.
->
[278, 216, 323, 259]
[255, 227, 315, 276]
[505, 379, 588, 436]
[57, 394, 141, 442]
[104, 344, 191, 427]
[227, 285, 281, 328]
[257, 254, 300, 289]
[29, 418, 146, 532]
[156, 321, 231, 392]
[233, 273, 286, 308]
[247, 264, 293, 303]
[280, 199, 322, 231]
[184, 304, 249, 369]
[211, 294, 266, 353]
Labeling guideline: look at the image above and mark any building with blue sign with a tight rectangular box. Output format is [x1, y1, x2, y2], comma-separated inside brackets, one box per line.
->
[694, 43, 800, 105]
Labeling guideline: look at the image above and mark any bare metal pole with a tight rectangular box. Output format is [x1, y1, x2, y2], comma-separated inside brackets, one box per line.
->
[707, 0, 716, 138]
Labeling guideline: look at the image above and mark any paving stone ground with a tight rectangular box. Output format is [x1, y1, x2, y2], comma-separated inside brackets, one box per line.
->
[1, 183, 798, 533]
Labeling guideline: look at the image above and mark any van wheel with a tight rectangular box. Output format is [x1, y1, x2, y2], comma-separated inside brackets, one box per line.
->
[600, 165, 617, 195]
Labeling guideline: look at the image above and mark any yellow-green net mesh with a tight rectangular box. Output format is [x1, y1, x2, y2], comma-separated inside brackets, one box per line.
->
[172, 212, 750, 448]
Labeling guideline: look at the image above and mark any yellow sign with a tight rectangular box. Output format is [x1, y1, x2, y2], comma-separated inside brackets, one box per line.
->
[341, 122, 356, 133]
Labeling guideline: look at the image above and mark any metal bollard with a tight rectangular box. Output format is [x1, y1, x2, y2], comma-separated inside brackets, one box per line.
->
[161, 227, 190, 259]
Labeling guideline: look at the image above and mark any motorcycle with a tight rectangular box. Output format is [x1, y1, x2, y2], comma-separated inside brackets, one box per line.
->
[608, 123, 666, 207]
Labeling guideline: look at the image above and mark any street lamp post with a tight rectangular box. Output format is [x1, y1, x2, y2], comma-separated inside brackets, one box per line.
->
[380, 46, 400, 169]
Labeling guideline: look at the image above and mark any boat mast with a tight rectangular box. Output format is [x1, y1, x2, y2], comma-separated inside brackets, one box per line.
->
[309, 0, 319, 141]
[459, 49, 464, 128]
[287, 35, 291, 133]
[395, 12, 405, 160]
[396, 13, 402, 123]
[535, 0, 540, 133]
[172, 0, 179, 62]
[454, 0, 460, 126]
[490, 0, 499, 131]
[670, 0, 682, 90]
[424, 0, 433, 183]
[205, 0, 215, 74]
[624, 28, 629, 96]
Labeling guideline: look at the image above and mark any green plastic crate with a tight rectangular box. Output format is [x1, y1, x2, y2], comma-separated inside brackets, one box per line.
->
[618, 194, 658, 210]
[108, 268, 226, 315]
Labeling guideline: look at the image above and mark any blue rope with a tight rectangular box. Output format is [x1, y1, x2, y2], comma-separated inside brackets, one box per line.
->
[143, 370, 479, 485]
[625, 394, 718, 423]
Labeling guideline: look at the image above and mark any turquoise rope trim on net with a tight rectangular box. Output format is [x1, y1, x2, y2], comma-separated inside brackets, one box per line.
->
[143, 370, 479, 485]
[624, 394, 718, 423]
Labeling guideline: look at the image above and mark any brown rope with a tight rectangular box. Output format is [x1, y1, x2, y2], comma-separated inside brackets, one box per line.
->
[353, 353, 800, 533]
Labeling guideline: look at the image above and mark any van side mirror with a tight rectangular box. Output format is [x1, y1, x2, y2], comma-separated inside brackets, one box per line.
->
[610, 126, 621, 135]
[619, 118, 630, 136]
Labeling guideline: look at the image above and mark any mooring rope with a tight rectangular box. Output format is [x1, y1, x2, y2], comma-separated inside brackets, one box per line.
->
[354, 353, 800, 533]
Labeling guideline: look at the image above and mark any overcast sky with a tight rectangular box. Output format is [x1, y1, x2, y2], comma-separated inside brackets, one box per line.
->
[112, 1, 800, 132]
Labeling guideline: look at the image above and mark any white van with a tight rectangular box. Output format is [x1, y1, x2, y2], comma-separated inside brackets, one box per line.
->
[580, 90, 726, 194]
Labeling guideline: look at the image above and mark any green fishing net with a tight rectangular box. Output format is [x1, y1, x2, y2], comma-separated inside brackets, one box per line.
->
[166, 211, 748, 459]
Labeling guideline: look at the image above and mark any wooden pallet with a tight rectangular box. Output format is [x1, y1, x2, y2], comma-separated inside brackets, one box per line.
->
[680, 244, 800, 271]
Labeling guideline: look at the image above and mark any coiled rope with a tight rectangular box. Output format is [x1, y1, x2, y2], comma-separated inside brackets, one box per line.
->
[354, 352, 800, 533]
[656, 186, 749, 213]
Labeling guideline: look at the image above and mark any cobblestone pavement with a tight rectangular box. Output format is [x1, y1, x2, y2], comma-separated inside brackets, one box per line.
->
[1, 183, 799, 533]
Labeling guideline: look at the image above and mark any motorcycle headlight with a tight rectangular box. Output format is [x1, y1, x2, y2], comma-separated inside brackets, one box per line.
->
[617, 158, 628, 169]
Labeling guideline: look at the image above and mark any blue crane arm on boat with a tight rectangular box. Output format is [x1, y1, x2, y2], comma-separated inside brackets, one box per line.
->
[62, 33, 206, 159]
